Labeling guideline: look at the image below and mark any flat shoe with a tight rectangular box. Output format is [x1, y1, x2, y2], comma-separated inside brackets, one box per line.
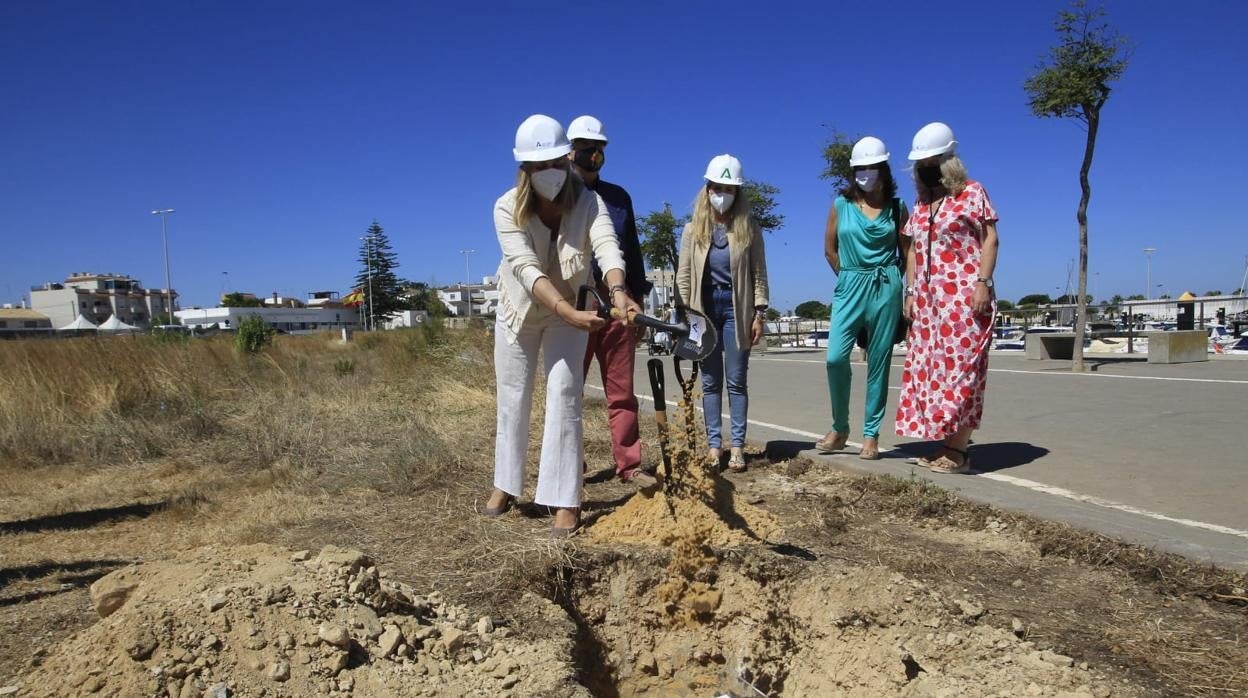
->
[859, 447, 881, 461]
[621, 468, 659, 491]
[727, 452, 747, 472]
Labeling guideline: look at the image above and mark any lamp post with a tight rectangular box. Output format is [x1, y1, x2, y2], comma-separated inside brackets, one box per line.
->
[1143, 247, 1156, 299]
[460, 248, 475, 317]
[361, 235, 376, 331]
[151, 209, 175, 325]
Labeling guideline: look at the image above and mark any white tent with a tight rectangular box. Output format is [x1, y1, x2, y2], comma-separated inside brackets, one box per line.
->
[58, 314, 98, 331]
[98, 315, 138, 332]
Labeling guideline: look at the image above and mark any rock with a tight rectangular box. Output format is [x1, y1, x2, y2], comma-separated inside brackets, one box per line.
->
[321, 650, 349, 675]
[378, 625, 404, 657]
[165, 679, 182, 698]
[276, 632, 294, 649]
[201, 634, 220, 651]
[1012, 618, 1025, 637]
[266, 660, 290, 682]
[83, 676, 104, 693]
[338, 675, 355, 692]
[957, 599, 985, 619]
[290, 550, 311, 562]
[315, 546, 369, 572]
[476, 616, 494, 637]
[247, 657, 265, 671]
[350, 605, 384, 639]
[500, 675, 520, 689]
[319, 622, 352, 648]
[242, 636, 267, 651]
[472, 649, 485, 663]
[1012, 579, 1025, 588]
[89, 569, 140, 618]
[440, 626, 465, 653]
[204, 596, 228, 613]
[205, 683, 230, 698]
[125, 631, 159, 661]
[636, 651, 658, 676]
[0, 688, 18, 697]
[1039, 650, 1075, 667]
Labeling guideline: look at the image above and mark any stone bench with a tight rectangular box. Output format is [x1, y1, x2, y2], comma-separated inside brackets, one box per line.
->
[1025, 332, 1076, 360]
[1145, 330, 1208, 364]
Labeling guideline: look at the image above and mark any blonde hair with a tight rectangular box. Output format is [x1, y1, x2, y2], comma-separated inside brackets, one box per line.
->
[513, 165, 581, 225]
[687, 183, 757, 250]
[913, 154, 969, 203]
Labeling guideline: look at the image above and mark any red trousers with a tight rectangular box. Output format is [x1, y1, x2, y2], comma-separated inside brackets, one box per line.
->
[582, 318, 642, 476]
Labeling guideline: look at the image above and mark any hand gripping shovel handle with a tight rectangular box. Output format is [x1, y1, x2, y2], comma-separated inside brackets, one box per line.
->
[647, 358, 673, 482]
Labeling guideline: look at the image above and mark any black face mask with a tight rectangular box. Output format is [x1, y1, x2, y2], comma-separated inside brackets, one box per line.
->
[917, 164, 943, 188]
[573, 147, 605, 172]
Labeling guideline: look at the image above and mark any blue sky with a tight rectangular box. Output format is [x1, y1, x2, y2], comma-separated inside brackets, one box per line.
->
[2, 0, 1246, 312]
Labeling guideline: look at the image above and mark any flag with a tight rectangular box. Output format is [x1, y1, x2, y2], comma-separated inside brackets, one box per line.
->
[343, 289, 365, 308]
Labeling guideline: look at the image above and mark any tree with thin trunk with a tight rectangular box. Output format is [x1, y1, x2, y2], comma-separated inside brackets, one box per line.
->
[1025, 0, 1128, 372]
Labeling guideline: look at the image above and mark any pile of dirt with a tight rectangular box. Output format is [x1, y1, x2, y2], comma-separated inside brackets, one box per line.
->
[16, 544, 587, 698]
[569, 554, 1126, 697]
[588, 400, 780, 547]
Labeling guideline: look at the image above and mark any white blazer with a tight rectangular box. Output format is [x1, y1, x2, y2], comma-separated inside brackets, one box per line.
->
[493, 185, 625, 343]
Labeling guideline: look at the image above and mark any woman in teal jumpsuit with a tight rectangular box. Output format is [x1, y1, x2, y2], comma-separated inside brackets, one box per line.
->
[816, 137, 909, 460]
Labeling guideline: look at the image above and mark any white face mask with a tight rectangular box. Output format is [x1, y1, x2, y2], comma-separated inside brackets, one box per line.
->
[709, 191, 735, 214]
[531, 168, 567, 200]
[854, 168, 881, 191]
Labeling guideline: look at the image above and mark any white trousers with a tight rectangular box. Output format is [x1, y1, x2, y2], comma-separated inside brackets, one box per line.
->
[494, 314, 588, 508]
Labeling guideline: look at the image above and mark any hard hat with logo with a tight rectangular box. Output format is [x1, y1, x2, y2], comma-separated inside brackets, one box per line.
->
[849, 137, 890, 167]
[908, 122, 957, 160]
[513, 114, 572, 162]
[567, 115, 608, 143]
[704, 154, 744, 185]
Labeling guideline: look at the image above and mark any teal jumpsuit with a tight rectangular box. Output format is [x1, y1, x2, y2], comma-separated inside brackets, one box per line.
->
[826, 196, 905, 439]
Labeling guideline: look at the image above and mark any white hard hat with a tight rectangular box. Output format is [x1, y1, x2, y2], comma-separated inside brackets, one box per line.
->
[567, 115, 608, 143]
[704, 154, 744, 185]
[908, 122, 957, 160]
[513, 114, 572, 162]
[849, 137, 890, 167]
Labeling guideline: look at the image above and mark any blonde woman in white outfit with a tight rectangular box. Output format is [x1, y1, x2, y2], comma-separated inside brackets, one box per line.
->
[484, 114, 641, 536]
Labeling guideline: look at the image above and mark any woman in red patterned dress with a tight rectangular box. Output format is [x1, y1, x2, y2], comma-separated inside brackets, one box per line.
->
[895, 122, 999, 474]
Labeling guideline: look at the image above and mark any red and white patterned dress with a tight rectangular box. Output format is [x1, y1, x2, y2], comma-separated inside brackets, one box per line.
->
[896, 180, 998, 440]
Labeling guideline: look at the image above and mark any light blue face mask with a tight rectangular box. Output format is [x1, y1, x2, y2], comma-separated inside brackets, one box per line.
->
[854, 168, 881, 191]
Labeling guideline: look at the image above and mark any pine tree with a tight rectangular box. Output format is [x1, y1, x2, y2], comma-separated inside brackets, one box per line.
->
[354, 221, 408, 328]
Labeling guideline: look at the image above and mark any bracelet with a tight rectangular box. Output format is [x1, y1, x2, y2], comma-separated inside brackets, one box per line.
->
[609, 284, 627, 297]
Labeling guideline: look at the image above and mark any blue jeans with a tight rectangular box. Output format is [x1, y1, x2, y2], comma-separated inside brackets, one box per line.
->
[701, 288, 749, 448]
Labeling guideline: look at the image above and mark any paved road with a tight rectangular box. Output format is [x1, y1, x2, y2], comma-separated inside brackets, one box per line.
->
[588, 349, 1248, 570]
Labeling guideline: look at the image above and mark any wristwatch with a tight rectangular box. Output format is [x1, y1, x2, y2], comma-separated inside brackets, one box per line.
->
[976, 277, 994, 289]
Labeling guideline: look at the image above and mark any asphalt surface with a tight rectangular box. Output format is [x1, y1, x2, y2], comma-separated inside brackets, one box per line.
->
[587, 348, 1248, 570]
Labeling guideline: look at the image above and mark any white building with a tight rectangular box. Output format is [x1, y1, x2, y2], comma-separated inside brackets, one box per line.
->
[384, 310, 430, 330]
[31, 272, 177, 328]
[646, 268, 676, 314]
[437, 277, 499, 316]
[0, 306, 53, 336]
[175, 306, 360, 334]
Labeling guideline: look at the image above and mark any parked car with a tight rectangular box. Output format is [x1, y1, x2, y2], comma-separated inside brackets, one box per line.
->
[804, 330, 828, 348]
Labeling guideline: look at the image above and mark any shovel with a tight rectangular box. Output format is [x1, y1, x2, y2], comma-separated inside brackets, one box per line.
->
[575, 285, 717, 362]
[646, 358, 673, 483]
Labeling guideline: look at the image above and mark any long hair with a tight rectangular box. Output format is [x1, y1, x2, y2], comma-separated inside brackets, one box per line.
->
[687, 183, 757, 250]
[913, 154, 969, 203]
[513, 164, 581, 225]
[839, 162, 899, 201]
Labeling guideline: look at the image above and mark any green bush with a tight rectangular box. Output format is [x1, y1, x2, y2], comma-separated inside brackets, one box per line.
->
[333, 358, 356, 376]
[235, 315, 274, 353]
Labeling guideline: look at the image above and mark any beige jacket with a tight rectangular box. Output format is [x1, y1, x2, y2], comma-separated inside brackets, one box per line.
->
[493, 186, 625, 344]
[676, 221, 769, 350]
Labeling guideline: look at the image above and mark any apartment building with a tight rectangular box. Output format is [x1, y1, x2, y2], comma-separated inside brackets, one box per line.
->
[30, 272, 177, 328]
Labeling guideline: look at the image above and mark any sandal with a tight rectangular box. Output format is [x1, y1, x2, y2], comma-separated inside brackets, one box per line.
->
[928, 447, 971, 474]
[859, 439, 881, 461]
[814, 431, 849, 453]
[481, 491, 514, 517]
[727, 451, 747, 473]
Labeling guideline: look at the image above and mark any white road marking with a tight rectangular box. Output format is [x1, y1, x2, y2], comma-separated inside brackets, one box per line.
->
[752, 355, 1248, 385]
[586, 382, 1248, 541]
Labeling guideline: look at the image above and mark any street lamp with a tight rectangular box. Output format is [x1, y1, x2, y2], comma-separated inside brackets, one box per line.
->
[151, 209, 176, 325]
[1143, 247, 1156, 299]
[361, 235, 376, 331]
[460, 249, 475, 318]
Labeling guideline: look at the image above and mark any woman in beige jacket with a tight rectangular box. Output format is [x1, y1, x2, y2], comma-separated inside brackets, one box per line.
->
[676, 154, 770, 472]
[484, 114, 639, 535]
